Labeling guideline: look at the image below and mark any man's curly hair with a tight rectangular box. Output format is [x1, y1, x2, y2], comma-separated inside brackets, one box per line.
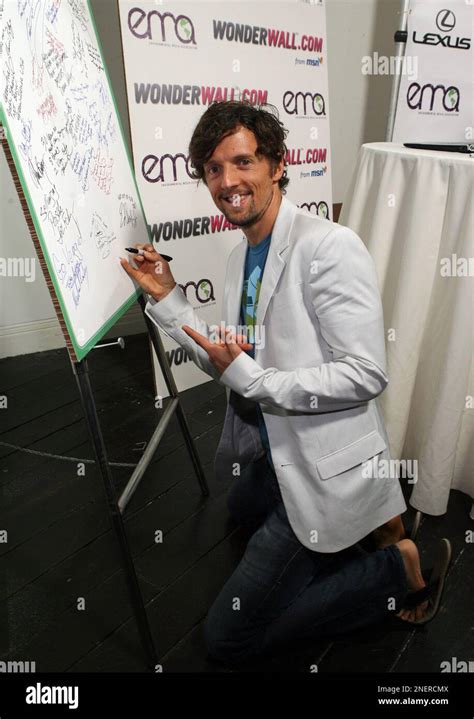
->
[189, 101, 289, 193]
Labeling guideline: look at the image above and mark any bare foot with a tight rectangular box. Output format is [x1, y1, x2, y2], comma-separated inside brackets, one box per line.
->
[373, 515, 406, 549]
[395, 538, 428, 622]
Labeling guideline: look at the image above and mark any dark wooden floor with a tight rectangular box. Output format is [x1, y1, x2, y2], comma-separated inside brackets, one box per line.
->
[0, 333, 472, 673]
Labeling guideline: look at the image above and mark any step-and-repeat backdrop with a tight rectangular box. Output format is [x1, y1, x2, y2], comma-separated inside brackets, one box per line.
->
[118, 0, 333, 395]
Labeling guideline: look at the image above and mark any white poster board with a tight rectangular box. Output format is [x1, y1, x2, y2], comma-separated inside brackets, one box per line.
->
[0, 0, 150, 360]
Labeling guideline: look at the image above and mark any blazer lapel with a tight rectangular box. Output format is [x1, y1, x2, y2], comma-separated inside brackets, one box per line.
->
[224, 196, 297, 330]
[224, 240, 247, 327]
[255, 196, 295, 327]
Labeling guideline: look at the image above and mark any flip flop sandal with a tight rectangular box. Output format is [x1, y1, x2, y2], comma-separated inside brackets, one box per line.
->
[398, 537, 452, 626]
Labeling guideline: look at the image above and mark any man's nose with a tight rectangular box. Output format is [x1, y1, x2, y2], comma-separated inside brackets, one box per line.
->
[220, 164, 240, 189]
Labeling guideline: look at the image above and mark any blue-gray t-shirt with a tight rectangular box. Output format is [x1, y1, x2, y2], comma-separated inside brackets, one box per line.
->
[240, 233, 275, 471]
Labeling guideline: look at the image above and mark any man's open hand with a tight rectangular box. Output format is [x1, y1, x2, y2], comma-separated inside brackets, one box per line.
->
[182, 325, 252, 375]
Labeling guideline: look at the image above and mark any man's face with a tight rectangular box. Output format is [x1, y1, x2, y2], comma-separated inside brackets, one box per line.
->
[203, 126, 283, 228]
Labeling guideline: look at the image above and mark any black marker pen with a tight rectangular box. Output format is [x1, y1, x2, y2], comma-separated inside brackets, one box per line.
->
[125, 247, 173, 262]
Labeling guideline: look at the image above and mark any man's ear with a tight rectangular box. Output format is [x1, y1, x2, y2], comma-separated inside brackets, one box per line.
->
[271, 158, 285, 183]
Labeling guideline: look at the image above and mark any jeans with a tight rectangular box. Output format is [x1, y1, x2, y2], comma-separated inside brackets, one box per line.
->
[204, 455, 408, 665]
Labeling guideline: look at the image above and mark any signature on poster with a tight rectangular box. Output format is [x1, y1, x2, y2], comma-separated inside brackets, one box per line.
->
[32, 55, 45, 92]
[67, 0, 89, 32]
[86, 42, 103, 72]
[2, 50, 25, 121]
[66, 259, 88, 308]
[91, 147, 114, 195]
[65, 105, 93, 145]
[46, 0, 61, 26]
[39, 184, 72, 240]
[56, 214, 89, 308]
[90, 211, 117, 259]
[43, 26, 72, 95]
[118, 194, 138, 229]
[95, 112, 115, 148]
[36, 93, 57, 122]
[88, 100, 115, 148]
[19, 117, 45, 188]
[71, 146, 93, 193]
[71, 18, 88, 81]
[18, 0, 41, 41]
[92, 78, 110, 109]
[41, 124, 72, 176]
[52, 252, 67, 284]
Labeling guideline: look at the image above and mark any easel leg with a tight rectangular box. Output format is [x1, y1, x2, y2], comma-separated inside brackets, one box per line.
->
[71, 358, 158, 670]
[138, 294, 209, 497]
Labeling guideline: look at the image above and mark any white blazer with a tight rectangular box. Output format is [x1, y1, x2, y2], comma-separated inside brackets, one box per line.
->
[145, 196, 406, 552]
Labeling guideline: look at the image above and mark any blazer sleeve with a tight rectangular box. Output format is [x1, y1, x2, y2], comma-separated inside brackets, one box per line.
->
[144, 284, 223, 384]
[218, 225, 389, 412]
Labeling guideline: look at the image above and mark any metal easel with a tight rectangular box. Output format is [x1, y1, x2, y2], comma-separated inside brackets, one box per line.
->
[69, 304, 209, 669]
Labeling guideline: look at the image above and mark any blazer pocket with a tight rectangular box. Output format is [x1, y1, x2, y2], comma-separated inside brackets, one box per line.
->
[270, 282, 304, 309]
[316, 430, 386, 480]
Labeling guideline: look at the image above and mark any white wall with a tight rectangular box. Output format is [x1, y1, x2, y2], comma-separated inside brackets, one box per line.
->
[0, 0, 401, 358]
[327, 0, 400, 202]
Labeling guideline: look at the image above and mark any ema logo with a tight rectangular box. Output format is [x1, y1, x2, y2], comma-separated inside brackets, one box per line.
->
[413, 9, 470, 49]
[299, 201, 330, 219]
[298, 201, 329, 220]
[283, 91, 326, 117]
[179, 279, 215, 304]
[407, 82, 460, 112]
[142, 153, 194, 183]
[26, 683, 79, 709]
[128, 8, 196, 44]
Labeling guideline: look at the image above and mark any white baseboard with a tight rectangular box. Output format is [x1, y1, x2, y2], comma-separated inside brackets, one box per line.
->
[0, 304, 146, 359]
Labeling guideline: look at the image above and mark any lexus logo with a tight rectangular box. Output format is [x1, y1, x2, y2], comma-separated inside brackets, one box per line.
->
[436, 10, 456, 32]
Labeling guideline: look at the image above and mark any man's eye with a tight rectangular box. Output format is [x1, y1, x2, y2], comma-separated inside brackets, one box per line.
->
[239, 159, 251, 165]
[207, 166, 218, 175]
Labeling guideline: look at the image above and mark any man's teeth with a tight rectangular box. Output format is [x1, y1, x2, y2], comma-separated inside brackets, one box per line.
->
[225, 193, 249, 204]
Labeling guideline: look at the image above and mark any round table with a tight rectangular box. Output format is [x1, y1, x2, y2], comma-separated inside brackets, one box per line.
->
[340, 142, 473, 516]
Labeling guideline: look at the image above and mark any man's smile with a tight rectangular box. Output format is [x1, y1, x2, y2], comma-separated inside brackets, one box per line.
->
[221, 191, 252, 207]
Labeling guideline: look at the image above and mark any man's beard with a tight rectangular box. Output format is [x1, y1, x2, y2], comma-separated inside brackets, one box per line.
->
[225, 205, 263, 228]
[221, 190, 273, 228]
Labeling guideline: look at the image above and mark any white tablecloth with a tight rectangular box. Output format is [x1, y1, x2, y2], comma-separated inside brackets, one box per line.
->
[340, 143, 473, 516]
